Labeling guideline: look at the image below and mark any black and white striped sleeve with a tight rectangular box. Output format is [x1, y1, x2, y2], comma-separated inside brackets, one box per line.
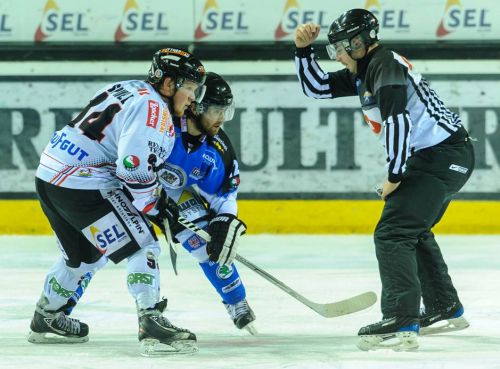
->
[294, 46, 356, 99]
[384, 111, 412, 183]
[377, 85, 412, 183]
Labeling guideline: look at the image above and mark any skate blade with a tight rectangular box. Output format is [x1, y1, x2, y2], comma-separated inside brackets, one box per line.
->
[140, 338, 198, 356]
[420, 316, 470, 336]
[357, 331, 418, 352]
[27, 331, 89, 344]
[242, 322, 258, 335]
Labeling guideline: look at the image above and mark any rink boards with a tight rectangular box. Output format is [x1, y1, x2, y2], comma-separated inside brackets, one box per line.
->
[1, 199, 498, 234]
[0, 60, 499, 234]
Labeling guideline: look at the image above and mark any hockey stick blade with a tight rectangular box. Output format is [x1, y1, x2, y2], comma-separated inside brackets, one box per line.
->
[176, 216, 377, 318]
[235, 254, 376, 318]
[310, 291, 377, 318]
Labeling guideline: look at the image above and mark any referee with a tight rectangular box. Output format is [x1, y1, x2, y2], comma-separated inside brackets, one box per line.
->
[294, 9, 475, 350]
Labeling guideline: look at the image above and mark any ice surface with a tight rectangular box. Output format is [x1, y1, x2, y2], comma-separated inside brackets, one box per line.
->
[1, 235, 499, 369]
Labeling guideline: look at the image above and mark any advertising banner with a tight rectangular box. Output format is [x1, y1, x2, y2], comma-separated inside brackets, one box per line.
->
[0, 71, 499, 198]
[0, 0, 498, 43]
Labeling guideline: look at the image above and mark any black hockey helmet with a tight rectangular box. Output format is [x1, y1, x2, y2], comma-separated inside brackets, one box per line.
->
[196, 72, 235, 121]
[148, 48, 206, 99]
[326, 9, 379, 59]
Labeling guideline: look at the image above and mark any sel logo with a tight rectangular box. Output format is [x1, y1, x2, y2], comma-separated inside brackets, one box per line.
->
[436, 0, 491, 37]
[34, 0, 89, 42]
[90, 225, 127, 253]
[195, 0, 248, 40]
[275, 0, 328, 40]
[115, 0, 169, 42]
[82, 213, 131, 256]
[365, 0, 409, 31]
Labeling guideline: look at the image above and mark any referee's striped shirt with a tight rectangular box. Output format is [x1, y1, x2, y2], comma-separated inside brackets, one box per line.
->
[295, 45, 462, 182]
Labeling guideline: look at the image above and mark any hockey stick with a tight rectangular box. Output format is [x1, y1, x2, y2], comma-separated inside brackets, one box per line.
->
[174, 216, 377, 318]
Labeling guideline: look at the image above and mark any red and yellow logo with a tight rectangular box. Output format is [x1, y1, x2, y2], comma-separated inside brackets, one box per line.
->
[275, 0, 300, 40]
[115, 0, 139, 42]
[436, 0, 491, 38]
[34, 0, 59, 42]
[146, 100, 160, 129]
[195, 0, 218, 40]
[437, 0, 461, 37]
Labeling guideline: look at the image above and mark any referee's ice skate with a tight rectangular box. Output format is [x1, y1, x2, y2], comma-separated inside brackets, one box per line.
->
[138, 299, 197, 356]
[420, 302, 470, 335]
[357, 317, 420, 351]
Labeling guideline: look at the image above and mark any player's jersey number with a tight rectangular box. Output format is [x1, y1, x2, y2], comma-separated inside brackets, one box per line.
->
[69, 91, 122, 142]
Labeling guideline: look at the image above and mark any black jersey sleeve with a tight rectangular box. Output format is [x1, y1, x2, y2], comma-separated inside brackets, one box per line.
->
[207, 129, 240, 195]
[295, 45, 357, 99]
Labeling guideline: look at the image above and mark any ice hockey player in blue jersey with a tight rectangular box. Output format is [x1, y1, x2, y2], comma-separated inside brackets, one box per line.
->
[151, 72, 256, 334]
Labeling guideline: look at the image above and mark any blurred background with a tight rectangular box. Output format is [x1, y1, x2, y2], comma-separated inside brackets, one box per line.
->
[0, 0, 499, 235]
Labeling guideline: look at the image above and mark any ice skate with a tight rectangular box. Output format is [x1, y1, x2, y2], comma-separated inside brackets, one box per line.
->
[224, 298, 257, 335]
[138, 299, 197, 356]
[357, 317, 419, 351]
[27, 296, 89, 344]
[420, 302, 470, 335]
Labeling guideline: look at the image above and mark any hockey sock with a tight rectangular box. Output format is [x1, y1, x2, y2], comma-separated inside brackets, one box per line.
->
[199, 261, 246, 304]
[42, 256, 106, 312]
[127, 243, 161, 310]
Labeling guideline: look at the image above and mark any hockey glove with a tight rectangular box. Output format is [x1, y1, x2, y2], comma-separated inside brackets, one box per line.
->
[207, 214, 247, 266]
[155, 188, 180, 225]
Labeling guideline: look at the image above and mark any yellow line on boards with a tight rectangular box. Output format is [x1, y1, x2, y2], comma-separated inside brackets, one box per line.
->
[0, 200, 498, 234]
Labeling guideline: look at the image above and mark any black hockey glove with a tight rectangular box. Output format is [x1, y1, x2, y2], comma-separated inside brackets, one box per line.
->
[207, 214, 247, 266]
[156, 189, 180, 225]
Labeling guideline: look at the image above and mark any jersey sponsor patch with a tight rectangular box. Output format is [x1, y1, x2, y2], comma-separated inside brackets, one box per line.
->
[167, 118, 175, 137]
[147, 100, 160, 128]
[189, 167, 203, 180]
[49, 132, 90, 161]
[187, 234, 202, 250]
[228, 175, 240, 190]
[213, 134, 228, 152]
[76, 168, 92, 177]
[159, 163, 187, 189]
[82, 213, 131, 256]
[106, 190, 152, 247]
[158, 108, 174, 136]
[123, 155, 140, 171]
[202, 153, 217, 169]
[222, 278, 241, 294]
[148, 141, 170, 160]
[449, 164, 468, 174]
[217, 264, 234, 280]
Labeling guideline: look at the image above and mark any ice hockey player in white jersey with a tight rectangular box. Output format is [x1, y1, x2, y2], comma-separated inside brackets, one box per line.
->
[295, 9, 474, 351]
[149, 72, 255, 334]
[28, 48, 207, 356]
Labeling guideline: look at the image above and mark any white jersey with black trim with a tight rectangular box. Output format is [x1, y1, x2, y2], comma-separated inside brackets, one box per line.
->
[36, 80, 175, 214]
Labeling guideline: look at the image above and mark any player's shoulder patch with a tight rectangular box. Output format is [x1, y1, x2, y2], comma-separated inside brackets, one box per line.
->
[207, 129, 240, 194]
[207, 129, 238, 170]
[137, 96, 173, 136]
[208, 128, 234, 156]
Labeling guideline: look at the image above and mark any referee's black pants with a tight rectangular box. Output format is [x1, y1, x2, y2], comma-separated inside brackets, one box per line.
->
[374, 127, 475, 319]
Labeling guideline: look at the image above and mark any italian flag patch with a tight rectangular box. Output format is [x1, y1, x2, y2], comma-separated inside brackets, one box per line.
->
[123, 155, 140, 171]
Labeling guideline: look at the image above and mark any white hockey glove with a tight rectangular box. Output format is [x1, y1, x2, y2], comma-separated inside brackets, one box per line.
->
[207, 214, 246, 266]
